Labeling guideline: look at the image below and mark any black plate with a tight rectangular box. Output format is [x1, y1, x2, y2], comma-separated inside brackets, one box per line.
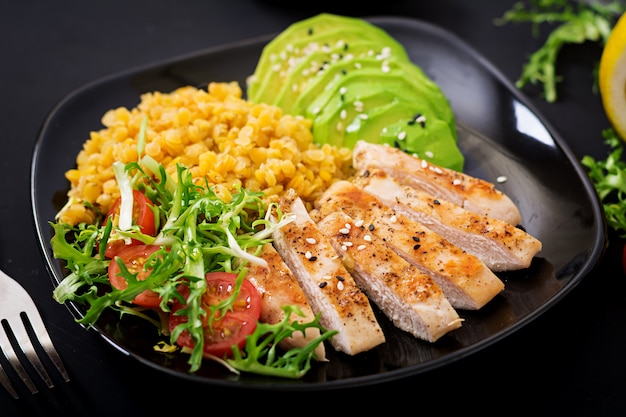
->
[31, 16, 606, 390]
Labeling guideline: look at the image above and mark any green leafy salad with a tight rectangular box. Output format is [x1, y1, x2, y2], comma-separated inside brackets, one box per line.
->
[50, 124, 336, 378]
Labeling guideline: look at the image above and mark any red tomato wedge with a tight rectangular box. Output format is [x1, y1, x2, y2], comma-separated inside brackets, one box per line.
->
[108, 244, 163, 308]
[169, 272, 261, 358]
[103, 190, 156, 259]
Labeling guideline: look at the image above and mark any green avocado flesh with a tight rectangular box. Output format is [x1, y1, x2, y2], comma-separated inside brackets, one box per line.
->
[246, 13, 464, 171]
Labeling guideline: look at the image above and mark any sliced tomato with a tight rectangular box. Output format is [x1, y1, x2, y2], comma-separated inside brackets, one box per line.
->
[103, 190, 156, 259]
[169, 272, 261, 358]
[108, 244, 163, 308]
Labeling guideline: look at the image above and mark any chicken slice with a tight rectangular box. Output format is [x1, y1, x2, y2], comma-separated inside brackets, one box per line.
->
[352, 140, 522, 225]
[354, 169, 542, 271]
[246, 243, 326, 360]
[317, 210, 463, 342]
[313, 180, 504, 310]
[271, 189, 385, 355]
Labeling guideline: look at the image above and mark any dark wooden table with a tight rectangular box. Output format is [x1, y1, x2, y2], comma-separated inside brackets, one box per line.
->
[2, 1, 624, 415]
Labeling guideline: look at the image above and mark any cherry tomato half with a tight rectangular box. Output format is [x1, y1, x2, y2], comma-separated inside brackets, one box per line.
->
[108, 244, 163, 308]
[169, 272, 261, 358]
[103, 190, 156, 259]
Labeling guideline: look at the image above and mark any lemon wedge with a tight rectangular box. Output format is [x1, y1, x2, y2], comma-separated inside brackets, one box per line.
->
[599, 12, 626, 141]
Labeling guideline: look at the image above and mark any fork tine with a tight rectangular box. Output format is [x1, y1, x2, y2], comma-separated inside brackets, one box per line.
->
[11, 315, 55, 388]
[0, 326, 39, 395]
[0, 359, 19, 399]
[22, 311, 69, 383]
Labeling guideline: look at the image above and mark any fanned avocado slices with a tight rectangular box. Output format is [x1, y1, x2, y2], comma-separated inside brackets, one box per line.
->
[246, 13, 464, 171]
[248, 13, 408, 104]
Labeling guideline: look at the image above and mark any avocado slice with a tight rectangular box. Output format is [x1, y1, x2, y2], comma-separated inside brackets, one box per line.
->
[310, 81, 452, 149]
[248, 13, 408, 103]
[342, 99, 464, 171]
[272, 40, 409, 112]
[300, 63, 455, 133]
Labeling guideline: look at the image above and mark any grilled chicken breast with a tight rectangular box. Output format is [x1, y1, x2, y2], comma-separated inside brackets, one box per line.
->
[352, 140, 522, 225]
[246, 243, 326, 360]
[354, 169, 542, 271]
[271, 189, 385, 355]
[313, 180, 505, 310]
[317, 210, 463, 342]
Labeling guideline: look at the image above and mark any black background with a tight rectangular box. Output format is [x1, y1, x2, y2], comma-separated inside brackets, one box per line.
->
[2, 1, 625, 415]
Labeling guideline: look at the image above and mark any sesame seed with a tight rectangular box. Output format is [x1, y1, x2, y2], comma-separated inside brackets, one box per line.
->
[368, 224, 375, 231]
[390, 215, 397, 223]
[357, 244, 367, 250]
[306, 237, 317, 244]
[412, 236, 420, 242]
[433, 199, 441, 205]
[319, 281, 328, 288]
[496, 176, 508, 183]
[308, 256, 318, 262]
[354, 219, 364, 227]
[337, 281, 344, 291]
[336, 275, 345, 281]
[344, 223, 351, 229]
[305, 251, 312, 259]
[343, 241, 353, 247]
[397, 131, 407, 140]
[339, 87, 347, 95]
[363, 234, 372, 241]
[340, 109, 347, 119]
[453, 178, 462, 185]
[413, 244, 421, 250]
[341, 245, 347, 251]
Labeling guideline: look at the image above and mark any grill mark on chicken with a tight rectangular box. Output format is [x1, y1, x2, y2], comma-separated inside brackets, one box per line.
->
[352, 140, 522, 225]
[354, 169, 542, 272]
[313, 180, 505, 310]
[317, 211, 463, 342]
[246, 243, 326, 360]
[271, 189, 385, 355]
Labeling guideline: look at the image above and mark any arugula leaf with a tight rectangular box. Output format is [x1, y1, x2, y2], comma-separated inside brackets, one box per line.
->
[581, 128, 626, 237]
[495, 0, 624, 102]
[227, 306, 338, 379]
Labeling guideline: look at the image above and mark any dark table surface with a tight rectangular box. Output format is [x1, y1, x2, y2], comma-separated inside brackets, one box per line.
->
[2, 1, 625, 415]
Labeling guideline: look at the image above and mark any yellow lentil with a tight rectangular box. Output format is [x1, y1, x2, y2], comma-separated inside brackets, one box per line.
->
[58, 81, 353, 225]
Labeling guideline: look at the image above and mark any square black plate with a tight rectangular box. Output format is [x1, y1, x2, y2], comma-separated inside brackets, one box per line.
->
[31, 16, 606, 390]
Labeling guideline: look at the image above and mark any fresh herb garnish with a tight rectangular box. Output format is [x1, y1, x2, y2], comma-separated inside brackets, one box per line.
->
[495, 0, 625, 102]
[581, 128, 626, 237]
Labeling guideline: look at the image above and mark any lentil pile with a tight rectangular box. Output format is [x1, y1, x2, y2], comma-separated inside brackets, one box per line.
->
[57, 81, 354, 226]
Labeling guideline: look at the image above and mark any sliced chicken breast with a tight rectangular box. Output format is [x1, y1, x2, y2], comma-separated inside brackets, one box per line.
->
[271, 189, 385, 355]
[354, 169, 542, 271]
[352, 140, 522, 225]
[317, 210, 463, 342]
[246, 243, 326, 360]
[313, 180, 505, 310]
